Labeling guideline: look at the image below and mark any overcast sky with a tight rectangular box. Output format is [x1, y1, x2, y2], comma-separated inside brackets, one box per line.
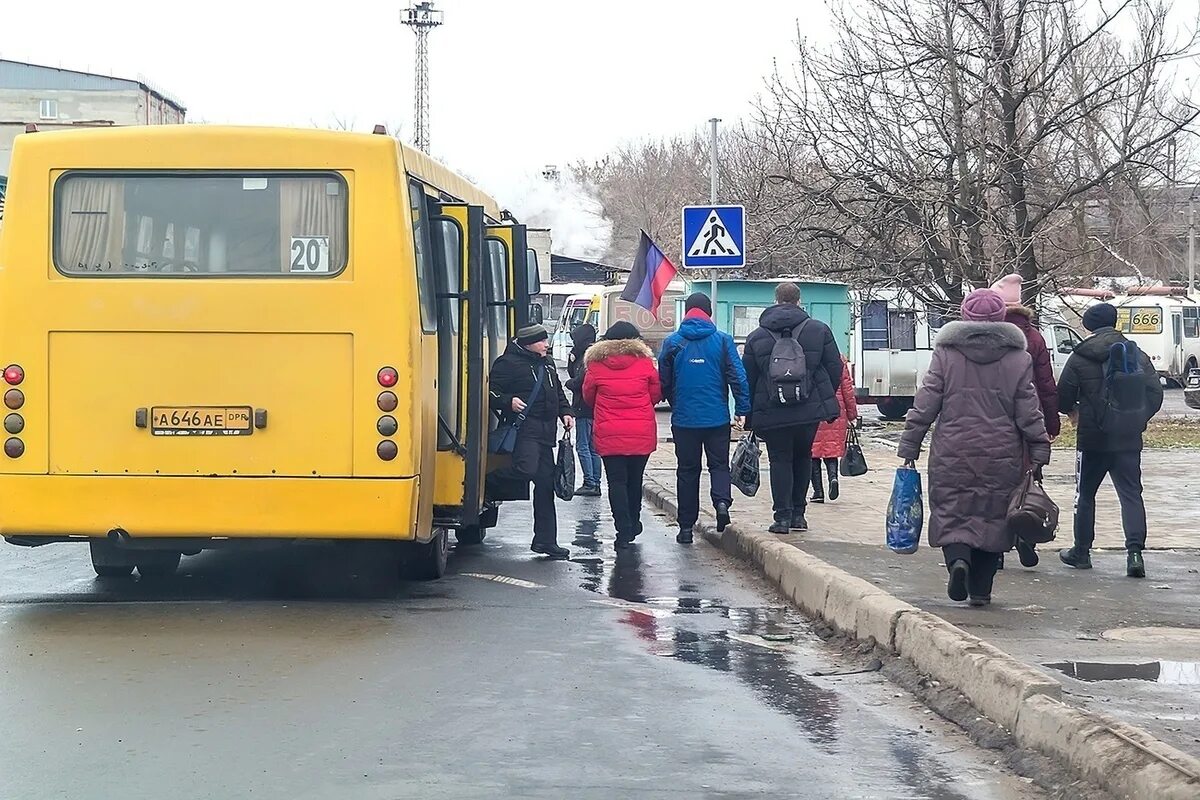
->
[3, 0, 1195, 215]
[1, 0, 820, 202]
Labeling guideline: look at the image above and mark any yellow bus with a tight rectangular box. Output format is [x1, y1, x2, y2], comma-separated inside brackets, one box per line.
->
[0, 125, 540, 580]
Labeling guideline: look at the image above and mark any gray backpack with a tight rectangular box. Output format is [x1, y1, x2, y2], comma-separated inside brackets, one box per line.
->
[767, 320, 812, 407]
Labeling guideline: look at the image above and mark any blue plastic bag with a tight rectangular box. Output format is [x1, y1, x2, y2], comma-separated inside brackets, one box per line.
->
[886, 466, 924, 554]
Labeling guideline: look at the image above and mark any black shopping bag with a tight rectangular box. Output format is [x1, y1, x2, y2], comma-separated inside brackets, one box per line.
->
[731, 433, 761, 497]
[840, 427, 869, 477]
[554, 432, 575, 501]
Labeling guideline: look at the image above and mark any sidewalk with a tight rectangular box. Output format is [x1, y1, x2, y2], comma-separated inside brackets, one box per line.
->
[645, 428, 1200, 760]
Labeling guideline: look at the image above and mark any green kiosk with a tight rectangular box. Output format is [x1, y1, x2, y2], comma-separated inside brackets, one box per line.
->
[679, 278, 852, 356]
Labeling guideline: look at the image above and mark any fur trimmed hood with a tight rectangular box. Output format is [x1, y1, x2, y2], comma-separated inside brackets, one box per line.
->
[585, 337, 654, 365]
[934, 320, 1026, 364]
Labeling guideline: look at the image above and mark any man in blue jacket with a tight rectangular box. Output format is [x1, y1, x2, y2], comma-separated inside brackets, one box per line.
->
[659, 292, 751, 543]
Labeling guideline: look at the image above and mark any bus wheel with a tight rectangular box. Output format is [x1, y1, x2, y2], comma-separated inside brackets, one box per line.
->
[402, 530, 448, 581]
[455, 526, 486, 546]
[90, 541, 134, 578]
[136, 551, 181, 579]
[876, 397, 913, 421]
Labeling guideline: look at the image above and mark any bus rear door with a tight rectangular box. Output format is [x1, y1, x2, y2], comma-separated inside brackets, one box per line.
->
[431, 203, 489, 539]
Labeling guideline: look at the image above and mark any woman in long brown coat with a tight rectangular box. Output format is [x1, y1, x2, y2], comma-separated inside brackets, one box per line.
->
[898, 289, 1051, 606]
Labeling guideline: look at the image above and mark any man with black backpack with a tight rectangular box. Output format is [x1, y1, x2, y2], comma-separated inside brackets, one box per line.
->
[742, 282, 844, 534]
[1058, 303, 1163, 577]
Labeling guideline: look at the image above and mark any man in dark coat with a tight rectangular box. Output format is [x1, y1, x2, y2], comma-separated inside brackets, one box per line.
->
[565, 323, 601, 496]
[741, 282, 843, 534]
[1057, 303, 1163, 578]
[489, 323, 574, 558]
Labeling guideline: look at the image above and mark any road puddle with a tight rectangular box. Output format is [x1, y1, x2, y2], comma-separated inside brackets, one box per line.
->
[1046, 660, 1200, 684]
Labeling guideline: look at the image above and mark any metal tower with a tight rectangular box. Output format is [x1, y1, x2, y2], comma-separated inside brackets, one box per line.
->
[401, 2, 444, 152]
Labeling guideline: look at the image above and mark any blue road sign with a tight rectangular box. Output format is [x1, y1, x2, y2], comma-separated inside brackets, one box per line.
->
[682, 205, 745, 269]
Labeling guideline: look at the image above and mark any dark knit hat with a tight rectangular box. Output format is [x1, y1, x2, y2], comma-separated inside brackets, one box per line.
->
[684, 292, 712, 316]
[1082, 303, 1118, 332]
[603, 321, 641, 341]
[516, 323, 549, 345]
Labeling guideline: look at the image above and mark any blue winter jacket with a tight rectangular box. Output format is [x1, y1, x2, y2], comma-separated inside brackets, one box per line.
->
[659, 313, 751, 428]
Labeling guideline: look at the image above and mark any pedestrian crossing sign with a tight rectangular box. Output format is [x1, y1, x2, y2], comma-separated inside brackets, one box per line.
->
[682, 205, 745, 269]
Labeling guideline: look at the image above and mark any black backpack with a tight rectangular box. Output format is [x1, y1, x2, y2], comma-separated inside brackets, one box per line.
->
[1100, 340, 1148, 435]
[766, 319, 812, 407]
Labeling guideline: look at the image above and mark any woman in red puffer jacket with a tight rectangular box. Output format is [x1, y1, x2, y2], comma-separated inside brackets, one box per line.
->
[583, 321, 663, 548]
[810, 355, 858, 503]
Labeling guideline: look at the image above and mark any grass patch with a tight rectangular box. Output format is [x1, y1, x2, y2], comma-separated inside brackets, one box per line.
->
[1054, 418, 1200, 449]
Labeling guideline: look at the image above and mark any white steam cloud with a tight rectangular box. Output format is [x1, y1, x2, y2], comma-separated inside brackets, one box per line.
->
[503, 171, 613, 262]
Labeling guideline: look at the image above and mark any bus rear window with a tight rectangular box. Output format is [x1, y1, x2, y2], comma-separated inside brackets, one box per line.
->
[54, 173, 348, 276]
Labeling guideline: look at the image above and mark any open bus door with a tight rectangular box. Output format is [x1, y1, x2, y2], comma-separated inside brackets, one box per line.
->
[483, 223, 541, 504]
[430, 203, 490, 543]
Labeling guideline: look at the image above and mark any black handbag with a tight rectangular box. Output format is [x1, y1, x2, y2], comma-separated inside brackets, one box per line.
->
[488, 367, 546, 455]
[840, 427, 868, 477]
[731, 433, 761, 497]
[554, 432, 576, 501]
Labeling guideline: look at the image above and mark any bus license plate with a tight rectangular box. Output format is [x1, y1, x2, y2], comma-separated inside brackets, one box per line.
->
[151, 406, 253, 437]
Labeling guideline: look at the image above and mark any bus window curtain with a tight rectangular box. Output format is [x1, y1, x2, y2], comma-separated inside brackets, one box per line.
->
[58, 178, 125, 271]
[279, 178, 345, 272]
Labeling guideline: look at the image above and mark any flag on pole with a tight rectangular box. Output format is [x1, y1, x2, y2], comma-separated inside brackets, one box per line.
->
[621, 231, 678, 318]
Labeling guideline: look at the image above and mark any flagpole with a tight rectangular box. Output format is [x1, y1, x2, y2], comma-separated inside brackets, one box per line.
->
[709, 117, 721, 326]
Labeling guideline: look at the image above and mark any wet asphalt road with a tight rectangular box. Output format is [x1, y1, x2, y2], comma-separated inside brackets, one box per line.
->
[0, 498, 1044, 800]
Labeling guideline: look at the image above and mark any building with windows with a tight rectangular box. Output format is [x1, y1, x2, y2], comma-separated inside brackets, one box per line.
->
[0, 59, 186, 178]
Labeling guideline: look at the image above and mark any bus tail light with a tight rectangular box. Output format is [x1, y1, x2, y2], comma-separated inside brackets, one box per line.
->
[377, 391, 398, 412]
[3, 389, 23, 410]
[377, 441, 398, 461]
[378, 367, 398, 387]
[3, 365, 23, 386]
[4, 438, 23, 459]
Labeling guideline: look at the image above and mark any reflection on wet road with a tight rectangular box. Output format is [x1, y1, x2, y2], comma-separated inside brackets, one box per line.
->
[0, 498, 1042, 799]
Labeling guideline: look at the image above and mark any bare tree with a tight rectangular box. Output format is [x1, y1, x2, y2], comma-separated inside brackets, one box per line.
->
[758, 0, 1199, 308]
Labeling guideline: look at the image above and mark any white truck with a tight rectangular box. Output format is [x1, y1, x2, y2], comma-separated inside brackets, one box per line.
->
[852, 290, 1083, 419]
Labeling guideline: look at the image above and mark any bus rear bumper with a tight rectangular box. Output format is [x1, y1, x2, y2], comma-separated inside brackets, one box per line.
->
[0, 476, 419, 541]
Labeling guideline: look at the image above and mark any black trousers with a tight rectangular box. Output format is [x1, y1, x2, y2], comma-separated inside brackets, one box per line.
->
[603, 455, 650, 540]
[1074, 449, 1147, 550]
[942, 544, 1002, 598]
[672, 424, 732, 528]
[529, 443, 559, 545]
[810, 458, 838, 497]
[761, 423, 820, 518]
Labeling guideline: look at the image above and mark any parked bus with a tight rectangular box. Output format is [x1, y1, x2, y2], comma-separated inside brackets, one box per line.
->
[0, 125, 540, 580]
[550, 282, 684, 363]
[532, 282, 603, 334]
[1059, 288, 1200, 386]
[852, 290, 1082, 419]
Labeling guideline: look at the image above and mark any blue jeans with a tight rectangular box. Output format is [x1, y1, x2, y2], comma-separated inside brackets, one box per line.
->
[575, 418, 602, 486]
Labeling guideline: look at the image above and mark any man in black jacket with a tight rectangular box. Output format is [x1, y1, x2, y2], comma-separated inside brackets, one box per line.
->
[1058, 303, 1163, 577]
[741, 282, 844, 534]
[564, 323, 602, 496]
[489, 324, 574, 558]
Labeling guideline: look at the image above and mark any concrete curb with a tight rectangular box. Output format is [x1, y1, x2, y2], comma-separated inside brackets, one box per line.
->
[641, 476, 1200, 800]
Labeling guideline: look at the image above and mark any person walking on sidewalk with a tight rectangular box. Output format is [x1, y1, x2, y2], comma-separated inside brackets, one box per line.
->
[489, 324, 575, 559]
[565, 323, 602, 496]
[741, 282, 844, 534]
[897, 289, 1051, 607]
[583, 321, 663, 549]
[991, 273, 1061, 569]
[1057, 302, 1163, 578]
[810, 355, 857, 504]
[659, 292, 751, 544]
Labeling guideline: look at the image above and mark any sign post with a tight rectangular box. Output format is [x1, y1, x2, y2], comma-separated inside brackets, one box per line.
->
[682, 203, 746, 327]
